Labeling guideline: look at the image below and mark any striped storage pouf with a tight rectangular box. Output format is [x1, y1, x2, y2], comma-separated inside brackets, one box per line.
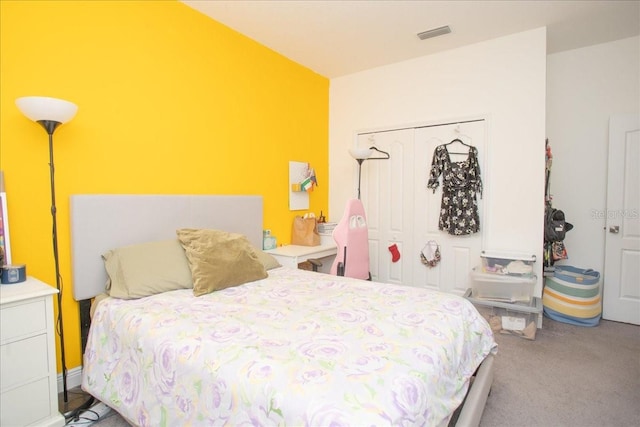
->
[543, 266, 601, 327]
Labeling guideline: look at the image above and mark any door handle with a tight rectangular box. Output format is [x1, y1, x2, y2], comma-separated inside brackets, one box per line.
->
[609, 225, 620, 234]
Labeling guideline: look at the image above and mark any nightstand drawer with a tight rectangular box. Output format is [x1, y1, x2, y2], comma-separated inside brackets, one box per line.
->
[1, 333, 49, 391]
[0, 299, 47, 343]
[0, 277, 64, 426]
[0, 376, 52, 426]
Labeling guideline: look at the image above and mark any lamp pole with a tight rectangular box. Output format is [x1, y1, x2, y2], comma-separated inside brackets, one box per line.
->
[39, 119, 68, 402]
[356, 158, 365, 200]
[15, 97, 77, 405]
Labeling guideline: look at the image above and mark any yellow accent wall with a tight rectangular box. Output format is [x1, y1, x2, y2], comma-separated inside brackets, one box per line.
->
[0, 1, 329, 371]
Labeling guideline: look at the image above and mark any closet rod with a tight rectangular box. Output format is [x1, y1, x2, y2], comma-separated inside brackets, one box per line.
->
[358, 118, 484, 137]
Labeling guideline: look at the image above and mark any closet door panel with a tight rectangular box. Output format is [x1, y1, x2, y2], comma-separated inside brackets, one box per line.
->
[450, 245, 473, 293]
[414, 121, 486, 294]
[387, 141, 408, 284]
[362, 150, 381, 234]
[357, 130, 414, 284]
[413, 132, 442, 290]
[368, 239, 380, 280]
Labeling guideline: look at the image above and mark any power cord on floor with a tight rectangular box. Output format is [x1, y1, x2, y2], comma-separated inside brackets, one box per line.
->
[64, 401, 113, 427]
[64, 396, 95, 424]
[65, 408, 100, 426]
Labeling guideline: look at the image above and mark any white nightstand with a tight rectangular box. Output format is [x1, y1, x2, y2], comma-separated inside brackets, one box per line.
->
[0, 276, 65, 427]
[265, 243, 338, 273]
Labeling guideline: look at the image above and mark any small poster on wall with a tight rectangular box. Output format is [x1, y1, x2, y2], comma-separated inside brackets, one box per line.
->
[0, 192, 10, 266]
[289, 161, 311, 211]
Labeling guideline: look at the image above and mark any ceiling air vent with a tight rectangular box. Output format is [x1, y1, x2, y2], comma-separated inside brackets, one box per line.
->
[417, 25, 451, 41]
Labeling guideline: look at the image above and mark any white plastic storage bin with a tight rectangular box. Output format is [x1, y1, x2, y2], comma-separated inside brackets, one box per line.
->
[490, 306, 537, 332]
[480, 250, 536, 276]
[471, 267, 536, 303]
[464, 289, 543, 329]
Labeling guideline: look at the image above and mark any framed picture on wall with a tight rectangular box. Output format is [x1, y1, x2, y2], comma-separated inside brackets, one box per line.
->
[0, 192, 11, 266]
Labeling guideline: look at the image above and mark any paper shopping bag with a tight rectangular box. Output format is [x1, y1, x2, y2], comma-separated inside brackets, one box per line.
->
[291, 214, 321, 246]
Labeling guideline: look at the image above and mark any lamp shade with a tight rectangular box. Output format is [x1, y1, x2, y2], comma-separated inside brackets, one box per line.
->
[16, 96, 77, 124]
[349, 147, 373, 160]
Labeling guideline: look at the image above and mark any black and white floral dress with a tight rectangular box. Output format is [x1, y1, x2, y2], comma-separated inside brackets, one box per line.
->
[427, 144, 482, 235]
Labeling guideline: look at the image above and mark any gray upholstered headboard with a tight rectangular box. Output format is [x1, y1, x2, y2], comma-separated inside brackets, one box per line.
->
[70, 194, 263, 301]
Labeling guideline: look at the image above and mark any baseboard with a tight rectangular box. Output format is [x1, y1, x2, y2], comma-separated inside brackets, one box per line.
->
[58, 366, 83, 392]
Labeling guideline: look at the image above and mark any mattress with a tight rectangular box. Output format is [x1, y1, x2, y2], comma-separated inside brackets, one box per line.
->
[82, 267, 497, 426]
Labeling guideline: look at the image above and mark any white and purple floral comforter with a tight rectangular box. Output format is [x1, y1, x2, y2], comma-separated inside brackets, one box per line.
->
[82, 267, 496, 427]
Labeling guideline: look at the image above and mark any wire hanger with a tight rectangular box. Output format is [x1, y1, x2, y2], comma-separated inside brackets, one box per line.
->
[445, 124, 473, 154]
[367, 135, 390, 159]
[368, 146, 390, 159]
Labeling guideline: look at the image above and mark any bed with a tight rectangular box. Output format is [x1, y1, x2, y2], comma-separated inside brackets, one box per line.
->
[71, 195, 497, 427]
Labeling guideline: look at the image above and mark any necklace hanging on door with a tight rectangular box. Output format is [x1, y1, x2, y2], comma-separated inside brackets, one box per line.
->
[420, 241, 441, 267]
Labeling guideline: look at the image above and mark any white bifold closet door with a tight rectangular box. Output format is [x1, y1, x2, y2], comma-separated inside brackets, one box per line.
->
[358, 120, 486, 294]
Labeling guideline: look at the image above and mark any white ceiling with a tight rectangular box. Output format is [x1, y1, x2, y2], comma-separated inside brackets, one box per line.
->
[182, 0, 640, 78]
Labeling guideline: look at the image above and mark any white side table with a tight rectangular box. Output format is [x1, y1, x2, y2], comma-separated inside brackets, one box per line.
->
[265, 243, 338, 272]
[0, 276, 65, 427]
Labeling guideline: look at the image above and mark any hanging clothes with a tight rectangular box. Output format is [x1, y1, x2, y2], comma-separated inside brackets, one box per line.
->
[427, 143, 482, 235]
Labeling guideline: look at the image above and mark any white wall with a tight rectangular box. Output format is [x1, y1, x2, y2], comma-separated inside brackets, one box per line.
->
[329, 28, 547, 292]
[546, 36, 640, 275]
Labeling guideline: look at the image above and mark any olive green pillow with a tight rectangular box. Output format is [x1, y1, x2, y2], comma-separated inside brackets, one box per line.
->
[102, 239, 193, 299]
[176, 228, 268, 297]
[255, 250, 281, 270]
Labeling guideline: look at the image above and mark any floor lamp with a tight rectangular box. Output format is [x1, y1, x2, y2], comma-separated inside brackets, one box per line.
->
[349, 146, 390, 199]
[15, 96, 78, 404]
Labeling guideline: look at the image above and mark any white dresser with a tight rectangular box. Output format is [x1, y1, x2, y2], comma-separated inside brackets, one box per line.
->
[0, 277, 65, 427]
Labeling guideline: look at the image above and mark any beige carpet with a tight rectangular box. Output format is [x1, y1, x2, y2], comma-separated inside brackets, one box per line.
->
[90, 313, 640, 427]
[479, 309, 640, 427]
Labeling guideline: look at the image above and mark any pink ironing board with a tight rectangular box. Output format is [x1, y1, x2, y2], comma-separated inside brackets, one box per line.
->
[331, 199, 370, 280]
